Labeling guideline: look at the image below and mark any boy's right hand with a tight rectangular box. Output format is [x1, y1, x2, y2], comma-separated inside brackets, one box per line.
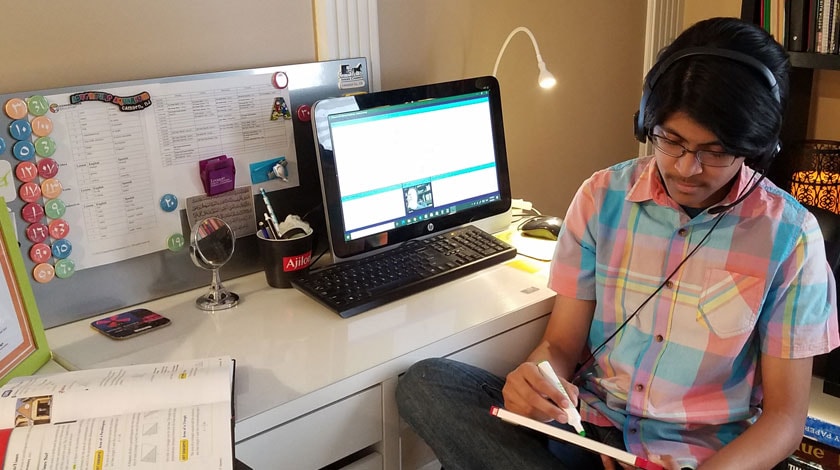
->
[502, 361, 579, 423]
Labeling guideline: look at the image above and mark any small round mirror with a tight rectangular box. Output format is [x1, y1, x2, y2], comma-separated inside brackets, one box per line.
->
[190, 217, 239, 311]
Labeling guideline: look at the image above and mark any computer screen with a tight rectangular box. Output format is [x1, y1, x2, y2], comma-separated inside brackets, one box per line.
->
[312, 76, 512, 260]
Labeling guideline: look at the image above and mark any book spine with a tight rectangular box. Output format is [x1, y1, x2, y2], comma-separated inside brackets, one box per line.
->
[814, 0, 825, 52]
[778, 454, 831, 470]
[833, 0, 840, 53]
[793, 437, 840, 470]
[825, 0, 837, 54]
[805, 415, 840, 449]
[767, 0, 774, 31]
[822, 0, 833, 52]
[743, 0, 763, 23]
[810, 0, 820, 51]
[780, 0, 789, 42]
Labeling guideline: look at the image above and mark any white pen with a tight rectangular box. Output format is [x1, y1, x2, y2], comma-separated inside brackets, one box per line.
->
[259, 187, 282, 235]
[537, 360, 585, 436]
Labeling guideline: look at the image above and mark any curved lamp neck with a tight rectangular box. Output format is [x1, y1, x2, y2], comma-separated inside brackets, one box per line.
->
[493, 26, 556, 89]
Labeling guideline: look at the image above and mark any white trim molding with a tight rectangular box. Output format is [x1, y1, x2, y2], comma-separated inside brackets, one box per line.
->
[314, 0, 382, 91]
[640, 0, 684, 156]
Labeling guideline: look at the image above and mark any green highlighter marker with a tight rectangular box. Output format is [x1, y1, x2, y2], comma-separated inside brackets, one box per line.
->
[537, 360, 586, 436]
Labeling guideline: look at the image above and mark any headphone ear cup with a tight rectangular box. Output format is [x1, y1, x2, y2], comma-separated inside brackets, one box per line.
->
[633, 110, 647, 143]
[747, 141, 780, 171]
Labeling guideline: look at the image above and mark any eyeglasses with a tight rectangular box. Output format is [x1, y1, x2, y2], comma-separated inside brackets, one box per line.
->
[648, 132, 739, 168]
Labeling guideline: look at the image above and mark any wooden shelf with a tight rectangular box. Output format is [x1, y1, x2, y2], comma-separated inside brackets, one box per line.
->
[789, 51, 840, 70]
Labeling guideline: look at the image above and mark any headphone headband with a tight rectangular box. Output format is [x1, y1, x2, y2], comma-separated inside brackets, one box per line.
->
[634, 46, 781, 169]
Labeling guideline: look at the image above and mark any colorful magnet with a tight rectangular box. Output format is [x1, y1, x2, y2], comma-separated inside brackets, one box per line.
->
[21, 202, 44, 223]
[296, 104, 311, 122]
[37, 157, 58, 179]
[273, 71, 288, 89]
[15, 161, 38, 182]
[167, 233, 185, 252]
[30, 115, 53, 137]
[4, 98, 28, 119]
[40, 178, 62, 199]
[9, 119, 31, 140]
[159, 193, 178, 212]
[0, 137, 5, 155]
[44, 198, 66, 219]
[54, 258, 75, 279]
[32, 263, 55, 283]
[29, 243, 52, 264]
[271, 97, 291, 120]
[27, 95, 49, 116]
[25, 222, 49, 243]
[51, 238, 72, 259]
[18, 181, 41, 203]
[34, 136, 56, 157]
[48, 218, 69, 239]
[12, 140, 35, 161]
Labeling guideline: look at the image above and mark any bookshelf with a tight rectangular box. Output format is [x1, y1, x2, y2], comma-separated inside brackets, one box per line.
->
[740, 1, 840, 185]
[741, 0, 840, 401]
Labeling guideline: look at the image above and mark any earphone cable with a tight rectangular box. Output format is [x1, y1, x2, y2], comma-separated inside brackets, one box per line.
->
[572, 206, 728, 381]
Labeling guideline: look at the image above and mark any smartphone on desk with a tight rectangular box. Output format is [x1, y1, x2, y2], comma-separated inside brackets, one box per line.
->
[90, 308, 171, 340]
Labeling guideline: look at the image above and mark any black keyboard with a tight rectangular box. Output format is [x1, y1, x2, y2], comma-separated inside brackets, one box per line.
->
[291, 225, 517, 318]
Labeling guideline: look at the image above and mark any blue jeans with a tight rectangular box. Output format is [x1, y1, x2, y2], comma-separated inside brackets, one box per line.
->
[396, 357, 621, 470]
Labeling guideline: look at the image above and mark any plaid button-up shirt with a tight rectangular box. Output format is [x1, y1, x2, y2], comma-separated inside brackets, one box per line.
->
[549, 156, 840, 468]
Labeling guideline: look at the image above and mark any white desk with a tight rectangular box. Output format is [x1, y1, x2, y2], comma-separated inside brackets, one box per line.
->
[45, 255, 556, 470]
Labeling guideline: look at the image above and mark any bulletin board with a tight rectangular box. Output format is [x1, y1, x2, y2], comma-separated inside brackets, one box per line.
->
[0, 58, 369, 327]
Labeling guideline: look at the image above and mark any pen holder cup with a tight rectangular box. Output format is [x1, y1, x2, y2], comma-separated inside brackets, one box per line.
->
[256, 230, 314, 288]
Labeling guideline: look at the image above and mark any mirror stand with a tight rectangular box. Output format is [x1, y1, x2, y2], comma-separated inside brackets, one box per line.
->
[190, 217, 240, 311]
[196, 268, 240, 311]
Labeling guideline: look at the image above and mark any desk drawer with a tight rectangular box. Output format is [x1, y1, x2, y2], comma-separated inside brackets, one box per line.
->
[236, 385, 382, 470]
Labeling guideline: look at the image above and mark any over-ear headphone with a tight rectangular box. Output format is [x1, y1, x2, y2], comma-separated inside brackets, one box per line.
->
[633, 46, 782, 171]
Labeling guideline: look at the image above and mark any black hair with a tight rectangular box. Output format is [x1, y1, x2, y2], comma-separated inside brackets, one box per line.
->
[643, 17, 790, 163]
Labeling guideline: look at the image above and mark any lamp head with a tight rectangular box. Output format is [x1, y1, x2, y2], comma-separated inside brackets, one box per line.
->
[537, 59, 556, 89]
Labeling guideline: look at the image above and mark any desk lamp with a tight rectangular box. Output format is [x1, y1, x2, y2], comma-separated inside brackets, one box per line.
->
[493, 26, 556, 89]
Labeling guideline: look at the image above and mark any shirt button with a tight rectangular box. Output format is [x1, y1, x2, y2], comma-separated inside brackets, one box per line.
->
[665, 280, 674, 289]
[629, 428, 637, 434]
[655, 334, 664, 342]
[678, 228, 688, 237]
[635, 384, 644, 392]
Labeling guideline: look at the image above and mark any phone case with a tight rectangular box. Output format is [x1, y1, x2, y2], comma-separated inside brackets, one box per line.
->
[91, 309, 171, 340]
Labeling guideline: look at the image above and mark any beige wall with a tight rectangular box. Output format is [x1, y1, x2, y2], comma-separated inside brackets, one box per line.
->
[378, 1, 647, 218]
[5, 1, 646, 220]
[1, 1, 316, 94]
[683, 0, 741, 25]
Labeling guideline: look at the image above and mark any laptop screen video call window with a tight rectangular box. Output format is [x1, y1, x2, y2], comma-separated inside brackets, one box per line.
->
[328, 91, 501, 241]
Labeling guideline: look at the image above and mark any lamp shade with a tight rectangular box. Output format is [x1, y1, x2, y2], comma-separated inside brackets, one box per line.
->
[787, 140, 840, 214]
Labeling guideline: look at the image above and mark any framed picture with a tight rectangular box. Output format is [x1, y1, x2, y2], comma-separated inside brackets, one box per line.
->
[0, 198, 50, 384]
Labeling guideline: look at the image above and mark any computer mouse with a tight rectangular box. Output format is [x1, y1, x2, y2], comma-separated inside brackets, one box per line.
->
[519, 215, 563, 241]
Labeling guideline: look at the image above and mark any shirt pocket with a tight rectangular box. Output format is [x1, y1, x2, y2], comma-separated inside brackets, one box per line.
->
[697, 269, 765, 338]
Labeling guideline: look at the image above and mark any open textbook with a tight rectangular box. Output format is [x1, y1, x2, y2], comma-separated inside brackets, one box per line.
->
[0, 356, 235, 470]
